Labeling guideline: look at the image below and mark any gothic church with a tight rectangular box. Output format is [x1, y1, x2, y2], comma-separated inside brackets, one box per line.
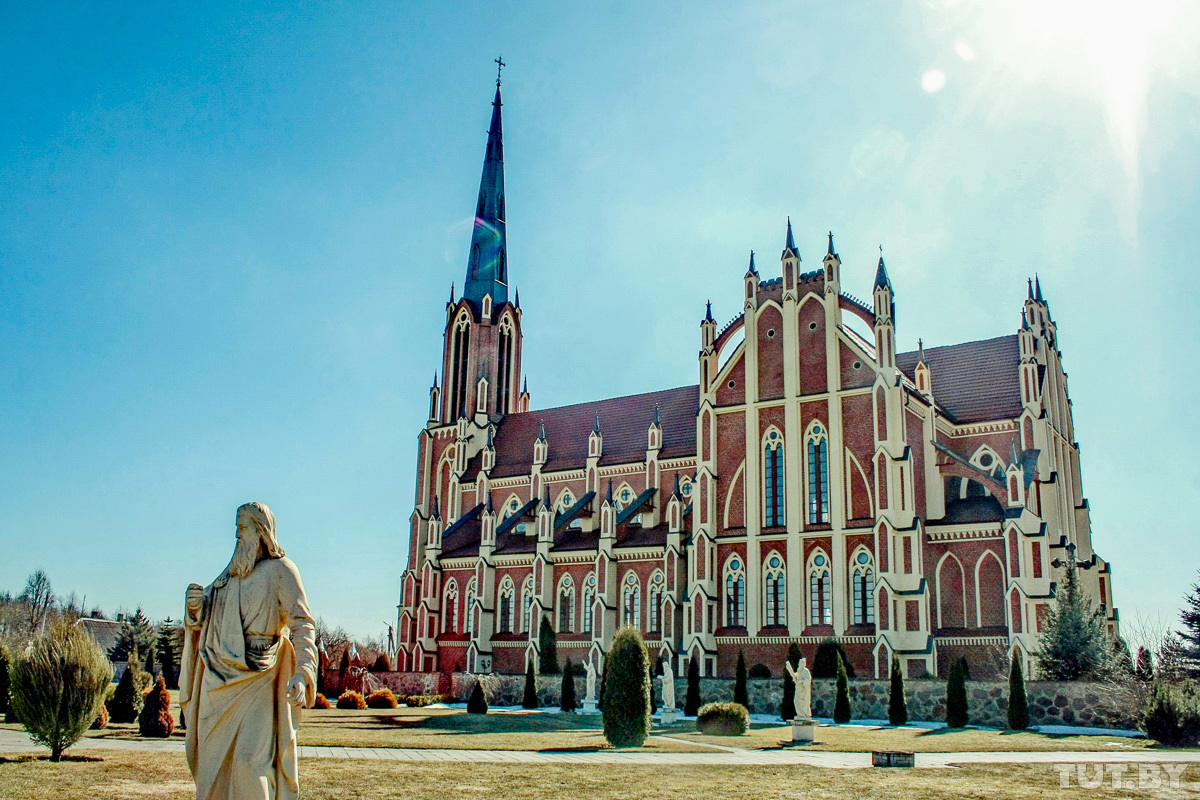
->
[396, 77, 1118, 680]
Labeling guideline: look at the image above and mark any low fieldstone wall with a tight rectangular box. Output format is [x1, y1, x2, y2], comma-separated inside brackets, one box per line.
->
[322, 670, 1139, 729]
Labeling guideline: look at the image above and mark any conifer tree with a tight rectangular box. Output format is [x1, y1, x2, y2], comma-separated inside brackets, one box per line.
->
[538, 617, 559, 674]
[734, 651, 749, 710]
[0, 644, 10, 716]
[560, 658, 577, 712]
[1135, 647, 1155, 682]
[467, 679, 489, 714]
[888, 654, 907, 726]
[684, 654, 701, 716]
[1034, 556, 1108, 680]
[108, 608, 156, 665]
[522, 659, 539, 709]
[946, 658, 969, 728]
[602, 628, 651, 748]
[833, 654, 852, 724]
[1007, 651, 1029, 731]
[156, 622, 181, 690]
[108, 657, 147, 724]
[781, 642, 801, 721]
[1179, 569, 1200, 676]
[138, 676, 175, 738]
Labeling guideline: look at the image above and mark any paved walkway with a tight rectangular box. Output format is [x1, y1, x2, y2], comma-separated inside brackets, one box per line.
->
[2, 729, 1197, 769]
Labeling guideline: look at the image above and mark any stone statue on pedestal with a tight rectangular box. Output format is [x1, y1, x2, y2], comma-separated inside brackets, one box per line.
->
[180, 502, 318, 799]
[785, 656, 813, 721]
[661, 659, 675, 710]
[584, 659, 597, 701]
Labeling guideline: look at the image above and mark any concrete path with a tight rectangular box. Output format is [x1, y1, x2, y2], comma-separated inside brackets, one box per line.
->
[2, 728, 1197, 769]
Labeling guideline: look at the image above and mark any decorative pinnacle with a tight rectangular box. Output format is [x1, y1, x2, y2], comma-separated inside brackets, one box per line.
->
[705, 300, 714, 322]
[522, 376, 528, 394]
[747, 250, 758, 275]
[827, 230, 835, 256]
[515, 288, 521, 308]
[449, 283, 455, 304]
[782, 216, 798, 259]
[1028, 277, 1034, 299]
[606, 478, 614, 504]
[537, 421, 546, 442]
[494, 55, 505, 86]
[544, 484, 551, 507]
[431, 495, 441, 519]
[652, 403, 661, 426]
[672, 473, 681, 499]
[1034, 274, 1044, 302]
[592, 414, 601, 435]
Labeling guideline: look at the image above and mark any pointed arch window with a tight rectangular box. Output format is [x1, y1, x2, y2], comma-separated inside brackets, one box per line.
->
[851, 550, 875, 625]
[498, 319, 515, 413]
[724, 557, 746, 627]
[465, 579, 477, 638]
[764, 553, 786, 627]
[807, 424, 830, 524]
[558, 575, 575, 633]
[622, 572, 641, 629]
[498, 578, 515, 634]
[583, 573, 596, 634]
[808, 552, 832, 626]
[448, 316, 471, 419]
[763, 430, 785, 527]
[521, 576, 534, 633]
[444, 580, 459, 634]
[649, 572, 665, 632]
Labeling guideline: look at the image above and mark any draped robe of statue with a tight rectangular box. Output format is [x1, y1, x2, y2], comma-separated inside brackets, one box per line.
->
[181, 555, 318, 800]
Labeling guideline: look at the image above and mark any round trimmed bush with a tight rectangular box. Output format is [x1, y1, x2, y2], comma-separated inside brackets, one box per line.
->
[312, 693, 331, 710]
[602, 627, 651, 748]
[366, 688, 398, 709]
[138, 675, 175, 738]
[336, 690, 366, 710]
[695, 702, 749, 736]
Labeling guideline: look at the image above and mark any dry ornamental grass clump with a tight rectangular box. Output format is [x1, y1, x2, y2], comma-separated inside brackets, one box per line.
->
[336, 691, 366, 710]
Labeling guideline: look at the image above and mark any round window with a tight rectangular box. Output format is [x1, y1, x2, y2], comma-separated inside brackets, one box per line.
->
[682, 482, 692, 496]
[809, 321, 818, 330]
[853, 361, 862, 370]
[727, 380, 736, 389]
[731, 560, 740, 571]
[857, 552, 869, 564]
[766, 328, 776, 338]
[769, 556, 781, 568]
[814, 554, 826, 567]
[979, 453, 993, 467]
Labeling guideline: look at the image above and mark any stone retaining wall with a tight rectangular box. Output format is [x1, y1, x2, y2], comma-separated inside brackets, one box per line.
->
[322, 670, 1139, 729]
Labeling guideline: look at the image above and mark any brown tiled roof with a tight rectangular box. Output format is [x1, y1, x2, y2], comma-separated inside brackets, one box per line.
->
[75, 618, 122, 660]
[469, 385, 699, 479]
[896, 334, 1021, 424]
[928, 496, 1005, 525]
[616, 524, 669, 549]
[441, 504, 483, 558]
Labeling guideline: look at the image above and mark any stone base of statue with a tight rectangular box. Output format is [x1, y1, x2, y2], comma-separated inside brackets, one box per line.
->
[791, 718, 816, 743]
[660, 708, 678, 725]
[582, 699, 598, 714]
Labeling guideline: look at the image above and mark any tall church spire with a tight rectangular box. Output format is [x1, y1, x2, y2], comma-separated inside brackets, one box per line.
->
[464, 67, 508, 309]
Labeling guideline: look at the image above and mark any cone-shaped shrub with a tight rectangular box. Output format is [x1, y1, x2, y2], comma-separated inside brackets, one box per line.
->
[139, 675, 175, 738]
[367, 688, 398, 708]
[560, 658, 577, 712]
[888, 654, 908, 726]
[0, 644, 10, 715]
[90, 703, 109, 730]
[336, 690, 366, 710]
[946, 658, 969, 728]
[684, 655, 701, 716]
[1007, 651, 1029, 730]
[734, 651, 749, 710]
[538, 618, 559, 674]
[10, 620, 113, 761]
[467, 679, 489, 714]
[1135, 647, 1154, 682]
[833, 654, 852, 724]
[522, 660, 539, 709]
[603, 628, 651, 748]
[1141, 680, 1200, 746]
[370, 654, 390, 672]
[781, 642, 801, 721]
[597, 668, 606, 710]
[108, 659, 146, 724]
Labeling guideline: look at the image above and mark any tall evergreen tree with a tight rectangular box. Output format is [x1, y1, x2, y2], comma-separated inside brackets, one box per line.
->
[1179, 569, 1200, 675]
[560, 658, 577, 712]
[946, 658, 969, 728]
[522, 659, 539, 709]
[888, 654, 907, 726]
[1007, 651, 1029, 731]
[0, 644, 10, 716]
[781, 642, 802, 721]
[602, 629, 651, 748]
[538, 617, 559, 674]
[1135, 647, 1155, 682]
[734, 651, 749, 710]
[108, 607, 156, 665]
[156, 621, 181, 690]
[684, 655, 701, 716]
[1034, 557, 1108, 680]
[833, 654, 852, 724]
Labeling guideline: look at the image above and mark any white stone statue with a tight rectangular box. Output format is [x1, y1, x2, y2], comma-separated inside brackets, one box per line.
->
[661, 659, 675, 710]
[785, 656, 813, 721]
[180, 502, 318, 800]
[584, 658, 597, 701]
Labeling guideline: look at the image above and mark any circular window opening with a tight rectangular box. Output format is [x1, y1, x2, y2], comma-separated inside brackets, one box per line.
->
[809, 321, 818, 330]
[853, 361, 862, 370]
[814, 554, 826, 567]
[727, 380, 736, 389]
[979, 453, 993, 468]
[857, 552, 869, 565]
[766, 328, 776, 338]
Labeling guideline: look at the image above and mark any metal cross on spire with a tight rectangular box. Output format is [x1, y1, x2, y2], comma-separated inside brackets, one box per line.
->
[495, 55, 506, 86]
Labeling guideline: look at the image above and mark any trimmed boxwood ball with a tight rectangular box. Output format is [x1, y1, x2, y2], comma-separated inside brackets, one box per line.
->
[366, 688, 398, 709]
[467, 679, 489, 714]
[337, 690, 366, 710]
[139, 675, 175, 738]
[312, 693, 332, 710]
[602, 627, 651, 748]
[696, 702, 749, 736]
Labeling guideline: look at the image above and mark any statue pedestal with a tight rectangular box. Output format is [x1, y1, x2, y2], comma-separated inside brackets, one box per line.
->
[660, 708, 677, 725]
[791, 718, 816, 743]
[582, 699, 598, 714]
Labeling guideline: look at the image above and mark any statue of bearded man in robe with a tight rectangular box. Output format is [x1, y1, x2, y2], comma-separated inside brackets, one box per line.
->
[180, 502, 318, 800]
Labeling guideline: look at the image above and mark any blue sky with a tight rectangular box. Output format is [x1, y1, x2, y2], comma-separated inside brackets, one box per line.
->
[2, 1, 1197, 644]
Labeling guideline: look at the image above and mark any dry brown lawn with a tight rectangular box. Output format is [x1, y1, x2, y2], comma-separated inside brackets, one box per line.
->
[0, 749, 1196, 800]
